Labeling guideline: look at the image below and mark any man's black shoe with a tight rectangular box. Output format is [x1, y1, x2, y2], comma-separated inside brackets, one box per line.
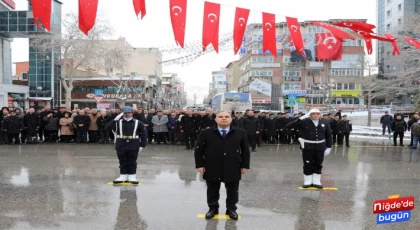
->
[205, 209, 218, 219]
[226, 210, 238, 220]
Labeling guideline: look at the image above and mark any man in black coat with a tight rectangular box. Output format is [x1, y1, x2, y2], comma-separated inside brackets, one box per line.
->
[195, 111, 250, 220]
[380, 111, 393, 136]
[4, 110, 23, 144]
[287, 109, 332, 189]
[23, 108, 40, 143]
[337, 115, 352, 147]
[73, 110, 90, 143]
[264, 114, 278, 144]
[201, 109, 216, 130]
[181, 110, 198, 150]
[243, 110, 260, 152]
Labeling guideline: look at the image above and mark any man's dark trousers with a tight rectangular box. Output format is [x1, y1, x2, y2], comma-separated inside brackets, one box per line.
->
[206, 181, 239, 211]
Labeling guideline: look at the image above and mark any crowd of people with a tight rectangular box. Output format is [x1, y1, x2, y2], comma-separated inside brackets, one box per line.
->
[0, 106, 419, 149]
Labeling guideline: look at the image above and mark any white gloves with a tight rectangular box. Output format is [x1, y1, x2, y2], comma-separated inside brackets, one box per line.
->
[114, 112, 124, 121]
[324, 148, 331, 156]
[300, 113, 310, 120]
[139, 147, 144, 153]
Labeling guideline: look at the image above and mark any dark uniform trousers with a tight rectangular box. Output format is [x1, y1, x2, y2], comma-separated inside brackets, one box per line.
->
[332, 132, 338, 145]
[184, 133, 196, 149]
[88, 130, 99, 143]
[393, 132, 404, 145]
[302, 143, 325, 175]
[247, 134, 257, 150]
[76, 128, 88, 143]
[99, 128, 109, 143]
[117, 150, 139, 174]
[338, 132, 350, 146]
[7, 133, 20, 144]
[0, 131, 8, 144]
[206, 181, 239, 211]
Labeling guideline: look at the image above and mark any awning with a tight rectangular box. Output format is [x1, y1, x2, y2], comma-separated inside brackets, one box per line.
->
[28, 97, 53, 101]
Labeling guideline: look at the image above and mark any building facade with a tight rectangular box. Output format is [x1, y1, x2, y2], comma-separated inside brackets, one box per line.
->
[235, 20, 365, 111]
[226, 60, 240, 92]
[161, 73, 187, 109]
[210, 69, 228, 95]
[377, 0, 420, 74]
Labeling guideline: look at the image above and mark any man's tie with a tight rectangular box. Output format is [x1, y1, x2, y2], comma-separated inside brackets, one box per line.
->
[222, 130, 227, 137]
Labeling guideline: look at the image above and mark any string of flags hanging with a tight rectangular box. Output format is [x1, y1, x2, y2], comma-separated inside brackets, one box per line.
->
[30, 0, 420, 61]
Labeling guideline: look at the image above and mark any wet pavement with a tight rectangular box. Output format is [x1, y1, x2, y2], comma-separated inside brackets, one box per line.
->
[0, 140, 420, 230]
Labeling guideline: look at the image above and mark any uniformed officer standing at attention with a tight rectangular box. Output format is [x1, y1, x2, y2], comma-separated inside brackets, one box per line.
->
[287, 109, 332, 189]
[105, 106, 147, 184]
[195, 111, 250, 220]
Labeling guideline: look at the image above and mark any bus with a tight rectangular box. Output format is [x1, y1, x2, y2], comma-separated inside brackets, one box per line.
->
[211, 92, 252, 112]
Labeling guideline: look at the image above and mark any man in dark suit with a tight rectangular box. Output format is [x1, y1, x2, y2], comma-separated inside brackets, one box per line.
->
[195, 111, 250, 220]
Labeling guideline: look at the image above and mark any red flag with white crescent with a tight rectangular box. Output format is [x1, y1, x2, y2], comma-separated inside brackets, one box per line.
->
[364, 37, 373, 55]
[262, 13, 277, 57]
[404, 36, 420, 49]
[30, 0, 51, 31]
[311, 21, 354, 41]
[233, 7, 250, 54]
[170, 0, 187, 48]
[334, 21, 376, 33]
[316, 33, 343, 60]
[286, 17, 305, 58]
[133, 0, 146, 19]
[202, 2, 220, 53]
[384, 34, 400, 55]
[79, 0, 99, 35]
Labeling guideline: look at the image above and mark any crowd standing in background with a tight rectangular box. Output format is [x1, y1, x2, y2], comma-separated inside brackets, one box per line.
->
[0, 106, 419, 149]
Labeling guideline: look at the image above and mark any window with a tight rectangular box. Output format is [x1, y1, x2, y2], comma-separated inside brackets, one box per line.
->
[398, 18, 402, 25]
[283, 70, 301, 77]
[349, 83, 356, 90]
[398, 4, 401, 11]
[251, 56, 274, 63]
[387, 0, 391, 3]
[283, 56, 291, 62]
[307, 69, 321, 76]
[284, 83, 301, 90]
[343, 39, 362, 47]
[387, 10, 391, 17]
[387, 51, 391, 57]
[249, 70, 273, 76]
[387, 23, 391, 30]
[336, 83, 342, 90]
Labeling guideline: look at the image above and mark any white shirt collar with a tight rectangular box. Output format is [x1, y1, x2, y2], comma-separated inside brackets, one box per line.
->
[218, 126, 230, 133]
[123, 117, 133, 121]
[312, 119, 319, 126]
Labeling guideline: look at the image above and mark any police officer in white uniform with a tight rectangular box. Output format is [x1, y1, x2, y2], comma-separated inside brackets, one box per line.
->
[105, 106, 147, 184]
[287, 109, 332, 189]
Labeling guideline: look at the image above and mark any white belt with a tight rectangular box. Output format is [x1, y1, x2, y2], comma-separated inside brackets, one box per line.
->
[298, 138, 325, 149]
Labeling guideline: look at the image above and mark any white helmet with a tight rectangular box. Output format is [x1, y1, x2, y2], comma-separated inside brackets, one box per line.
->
[308, 109, 321, 114]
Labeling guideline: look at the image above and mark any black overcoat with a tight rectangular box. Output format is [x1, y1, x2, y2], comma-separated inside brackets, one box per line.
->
[264, 118, 278, 136]
[194, 126, 250, 183]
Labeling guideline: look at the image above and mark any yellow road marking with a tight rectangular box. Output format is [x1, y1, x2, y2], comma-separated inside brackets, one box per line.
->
[298, 187, 338, 191]
[107, 182, 142, 186]
[263, 144, 407, 148]
[197, 214, 242, 220]
[388, 194, 400, 199]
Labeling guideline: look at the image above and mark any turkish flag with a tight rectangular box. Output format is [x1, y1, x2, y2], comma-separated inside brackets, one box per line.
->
[170, 0, 187, 48]
[311, 21, 354, 41]
[333, 21, 376, 33]
[233, 7, 250, 54]
[262, 13, 277, 57]
[31, 0, 51, 31]
[133, 0, 146, 19]
[316, 33, 343, 60]
[384, 34, 400, 55]
[286, 17, 305, 58]
[202, 2, 220, 53]
[404, 36, 420, 49]
[79, 0, 99, 35]
[364, 37, 373, 55]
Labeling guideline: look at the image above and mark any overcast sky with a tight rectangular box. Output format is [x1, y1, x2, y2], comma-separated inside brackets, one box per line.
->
[11, 0, 376, 103]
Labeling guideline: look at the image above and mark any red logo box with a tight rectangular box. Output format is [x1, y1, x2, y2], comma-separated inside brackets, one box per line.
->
[373, 196, 415, 214]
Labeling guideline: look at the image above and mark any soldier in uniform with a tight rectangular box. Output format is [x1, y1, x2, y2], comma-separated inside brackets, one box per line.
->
[287, 109, 332, 189]
[337, 115, 352, 147]
[105, 106, 147, 184]
[243, 110, 260, 152]
[330, 114, 340, 145]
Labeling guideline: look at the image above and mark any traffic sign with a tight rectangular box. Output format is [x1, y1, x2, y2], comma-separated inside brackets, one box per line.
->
[288, 101, 296, 106]
[288, 94, 297, 101]
[94, 95, 104, 103]
[94, 89, 104, 96]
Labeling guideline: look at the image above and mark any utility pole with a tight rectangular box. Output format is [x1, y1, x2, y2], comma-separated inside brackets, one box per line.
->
[194, 93, 197, 105]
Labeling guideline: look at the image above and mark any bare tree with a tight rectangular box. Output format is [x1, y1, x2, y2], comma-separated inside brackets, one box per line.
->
[361, 57, 402, 126]
[30, 12, 113, 110]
